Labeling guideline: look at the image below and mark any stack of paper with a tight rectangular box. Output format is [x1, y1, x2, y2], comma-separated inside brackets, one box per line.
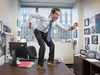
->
[18, 61, 34, 68]
[86, 59, 100, 62]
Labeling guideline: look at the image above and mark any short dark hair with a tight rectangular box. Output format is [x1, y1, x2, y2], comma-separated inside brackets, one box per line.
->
[51, 8, 61, 14]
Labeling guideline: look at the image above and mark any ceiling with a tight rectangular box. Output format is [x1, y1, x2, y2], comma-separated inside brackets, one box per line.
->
[19, 0, 83, 8]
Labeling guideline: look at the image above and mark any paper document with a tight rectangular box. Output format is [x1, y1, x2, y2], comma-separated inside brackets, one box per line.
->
[74, 54, 81, 56]
[86, 59, 100, 62]
[74, 54, 86, 57]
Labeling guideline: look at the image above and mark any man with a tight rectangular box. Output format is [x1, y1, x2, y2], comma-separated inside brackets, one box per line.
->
[28, 8, 78, 72]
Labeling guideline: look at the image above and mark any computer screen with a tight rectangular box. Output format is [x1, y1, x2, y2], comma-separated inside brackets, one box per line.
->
[9, 42, 27, 58]
[9, 42, 27, 67]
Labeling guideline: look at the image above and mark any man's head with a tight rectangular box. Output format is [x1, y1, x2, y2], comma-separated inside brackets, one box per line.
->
[51, 8, 61, 21]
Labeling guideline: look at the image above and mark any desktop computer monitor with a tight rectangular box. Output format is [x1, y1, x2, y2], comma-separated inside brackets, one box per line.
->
[9, 42, 27, 67]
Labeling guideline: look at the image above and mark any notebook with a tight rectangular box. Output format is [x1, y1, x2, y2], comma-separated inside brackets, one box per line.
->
[18, 61, 34, 68]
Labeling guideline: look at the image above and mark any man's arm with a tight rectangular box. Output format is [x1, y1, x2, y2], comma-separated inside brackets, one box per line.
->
[28, 13, 44, 29]
[28, 13, 44, 23]
[55, 22, 79, 32]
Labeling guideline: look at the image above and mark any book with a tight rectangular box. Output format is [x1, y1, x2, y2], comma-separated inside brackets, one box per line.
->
[18, 61, 35, 68]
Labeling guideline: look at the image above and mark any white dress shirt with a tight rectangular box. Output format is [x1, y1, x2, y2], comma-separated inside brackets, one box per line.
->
[28, 13, 68, 33]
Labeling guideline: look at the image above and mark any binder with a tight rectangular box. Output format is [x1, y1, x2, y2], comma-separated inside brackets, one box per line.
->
[18, 61, 34, 68]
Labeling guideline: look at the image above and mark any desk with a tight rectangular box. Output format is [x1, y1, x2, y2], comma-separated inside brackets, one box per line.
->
[0, 60, 74, 75]
[74, 55, 100, 75]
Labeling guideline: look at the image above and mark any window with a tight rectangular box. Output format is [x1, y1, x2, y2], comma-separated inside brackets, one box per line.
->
[21, 8, 36, 42]
[57, 8, 72, 42]
[21, 7, 72, 42]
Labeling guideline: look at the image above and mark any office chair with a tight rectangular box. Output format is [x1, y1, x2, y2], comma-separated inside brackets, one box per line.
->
[26, 46, 46, 62]
[27, 46, 37, 59]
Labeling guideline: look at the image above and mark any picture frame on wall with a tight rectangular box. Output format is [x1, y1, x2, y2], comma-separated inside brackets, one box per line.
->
[99, 46, 100, 51]
[19, 21, 21, 28]
[95, 13, 100, 33]
[85, 45, 90, 50]
[17, 19, 20, 28]
[17, 31, 20, 36]
[95, 54, 100, 61]
[84, 28, 90, 35]
[88, 50, 97, 58]
[7, 27, 11, 33]
[89, 16, 94, 24]
[84, 18, 89, 26]
[73, 29, 77, 38]
[80, 49, 88, 55]
[0, 21, 3, 32]
[91, 45, 98, 51]
[85, 37, 90, 44]
[90, 26, 95, 34]
[3, 25, 11, 33]
[92, 35, 98, 44]
[3, 25, 7, 32]
[17, 19, 19, 27]
[0, 32, 5, 57]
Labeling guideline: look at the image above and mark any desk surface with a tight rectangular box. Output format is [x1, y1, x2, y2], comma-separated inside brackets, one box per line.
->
[0, 60, 74, 75]
[80, 56, 100, 68]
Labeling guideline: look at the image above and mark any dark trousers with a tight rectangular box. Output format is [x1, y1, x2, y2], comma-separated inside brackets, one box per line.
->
[34, 29, 55, 66]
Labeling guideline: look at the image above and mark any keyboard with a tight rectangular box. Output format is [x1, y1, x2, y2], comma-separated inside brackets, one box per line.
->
[19, 59, 35, 62]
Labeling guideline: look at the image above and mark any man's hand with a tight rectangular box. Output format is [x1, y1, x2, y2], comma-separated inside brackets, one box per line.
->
[72, 22, 79, 29]
[29, 22, 33, 29]
[68, 22, 79, 31]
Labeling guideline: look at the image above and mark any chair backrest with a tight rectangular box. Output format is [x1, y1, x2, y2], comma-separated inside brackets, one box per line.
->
[27, 46, 37, 59]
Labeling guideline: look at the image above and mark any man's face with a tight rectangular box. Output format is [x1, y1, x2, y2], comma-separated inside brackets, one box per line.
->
[51, 10, 60, 21]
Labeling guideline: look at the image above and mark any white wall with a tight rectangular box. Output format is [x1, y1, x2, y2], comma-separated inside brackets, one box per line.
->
[82, 0, 100, 18]
[82, 0, 100, 52]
